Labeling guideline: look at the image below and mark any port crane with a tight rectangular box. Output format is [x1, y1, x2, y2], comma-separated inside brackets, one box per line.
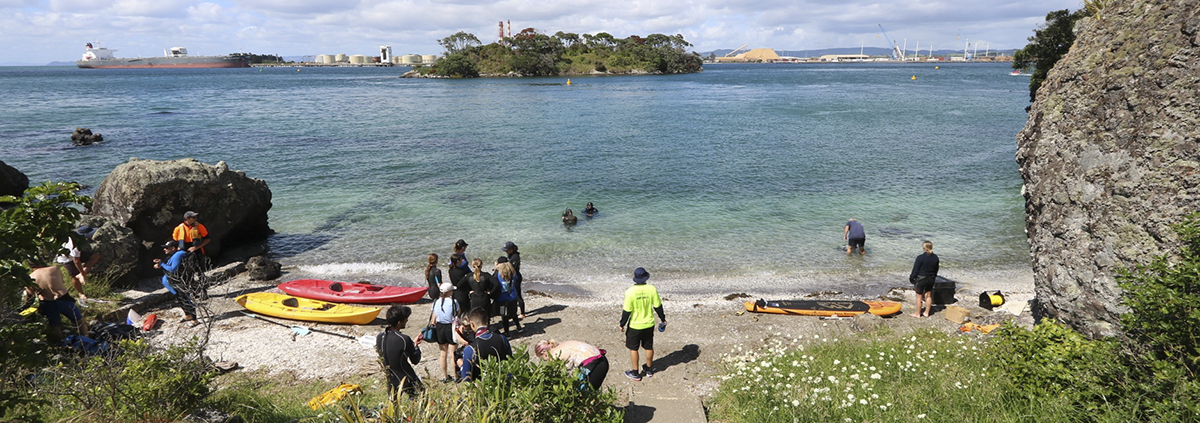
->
[877, 24, 905, 60]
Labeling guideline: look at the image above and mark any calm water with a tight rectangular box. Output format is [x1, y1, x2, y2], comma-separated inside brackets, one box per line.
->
[0, 63, 1031, 284]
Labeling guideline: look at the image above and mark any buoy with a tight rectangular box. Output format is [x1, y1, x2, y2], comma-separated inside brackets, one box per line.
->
[911, 75, 916, 80]
[142, 313, 158, 331]
[935, 66, 939, 69]
[297, 69, 301, 72]
[567, 78, 572, 86]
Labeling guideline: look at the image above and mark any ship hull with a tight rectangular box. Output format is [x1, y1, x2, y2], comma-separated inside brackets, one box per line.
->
[77, 56, 250, 69]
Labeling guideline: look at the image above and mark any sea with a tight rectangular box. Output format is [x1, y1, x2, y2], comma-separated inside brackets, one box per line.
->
[0, 63, 1033, 292]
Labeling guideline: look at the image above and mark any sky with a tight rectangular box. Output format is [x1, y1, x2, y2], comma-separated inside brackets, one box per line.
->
[1, 0, 1084, 65]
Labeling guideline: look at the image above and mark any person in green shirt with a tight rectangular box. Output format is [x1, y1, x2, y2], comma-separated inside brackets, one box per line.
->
[618, 267, 665, 381]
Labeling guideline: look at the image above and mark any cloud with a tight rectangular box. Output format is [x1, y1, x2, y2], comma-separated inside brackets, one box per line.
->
[0, 0, 1084, 64]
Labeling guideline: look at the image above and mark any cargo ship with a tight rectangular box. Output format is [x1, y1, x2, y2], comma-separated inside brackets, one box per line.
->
[76, 43, 251, 69]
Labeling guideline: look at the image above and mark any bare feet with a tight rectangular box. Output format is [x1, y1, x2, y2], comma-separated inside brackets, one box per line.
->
[910, 313, 920, 318]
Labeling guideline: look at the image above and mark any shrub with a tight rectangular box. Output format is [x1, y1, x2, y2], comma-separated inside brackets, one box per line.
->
[988, 319, 1130, 410]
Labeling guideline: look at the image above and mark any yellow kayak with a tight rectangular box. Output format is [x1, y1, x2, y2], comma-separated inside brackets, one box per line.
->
[235, 292, 381, 325]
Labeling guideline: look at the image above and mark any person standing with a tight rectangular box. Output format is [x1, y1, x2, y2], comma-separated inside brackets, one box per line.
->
[909, 241, 940, 318]
[459, 258, 496, 323]
[458, 308, 513, 382]
[583, 202, 599, 218]
[618, 267, 665, 382]
[844, 218, 866, 255]
[377, 305, 423, 398]
[452, 239, 470, 271]
[502, 241, 526, 318]
[449, 253, 471, 316]
[535, 339, 609, 391]
[172, 211, 210, 255]
[56, 225, 100, 301]
[153, 242, 197, 323]
[562, 209, 578, 226]
[493, 257, 521, 336]
[428, 283, 459, 382]
[425, 253, 442, 301]
[27, 265, 89, 336]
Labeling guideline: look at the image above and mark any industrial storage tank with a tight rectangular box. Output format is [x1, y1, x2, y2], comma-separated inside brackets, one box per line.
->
[316, 54, 334, 64]
[391, 56, 403, 65]
[401, 54, 421, 64]
[335, 54, 348, 62]
[349, 55, 367, 64]
[422, 55, 437, 63]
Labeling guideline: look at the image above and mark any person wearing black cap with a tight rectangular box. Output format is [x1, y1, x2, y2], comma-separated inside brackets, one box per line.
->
[583, 202, 598, 218]
[172, 211, 210, 255]
[376, 305, 423, 398]
[618, 267, 665, 382]
[501, 241, 525, 318]
[452, 239, 470, 271]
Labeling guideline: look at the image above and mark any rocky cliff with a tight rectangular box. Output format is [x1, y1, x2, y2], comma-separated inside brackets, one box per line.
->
[1017, 0, 1200, 337]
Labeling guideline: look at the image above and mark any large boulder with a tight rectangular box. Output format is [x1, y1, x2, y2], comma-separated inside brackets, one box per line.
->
[76, 216, 141, 283]
[0, 160, 29, 199]
[1016, 1, 1200, 337]
[91, 158, 272, 262]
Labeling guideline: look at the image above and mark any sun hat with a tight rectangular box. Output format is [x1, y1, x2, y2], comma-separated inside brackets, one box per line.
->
[633, 267, 650, 284]
[439, 282, 455, 293]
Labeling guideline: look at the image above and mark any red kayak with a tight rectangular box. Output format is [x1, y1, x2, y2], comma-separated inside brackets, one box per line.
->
[278, 279, 428, 304]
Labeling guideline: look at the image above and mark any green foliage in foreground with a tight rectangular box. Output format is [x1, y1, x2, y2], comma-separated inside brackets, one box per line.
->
[309, 348, 623, 423]
[433, 29, 702, 77]
[710, 330, 1080, 422]
[0, 182, 91, 308]
[713, 213, 1200, 422]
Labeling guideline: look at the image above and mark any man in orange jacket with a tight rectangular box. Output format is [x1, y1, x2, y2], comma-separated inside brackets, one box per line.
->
[172, 211, 210, 255]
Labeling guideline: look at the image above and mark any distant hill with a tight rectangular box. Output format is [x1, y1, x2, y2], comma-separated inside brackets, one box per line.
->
[700, 47, 1018, 59]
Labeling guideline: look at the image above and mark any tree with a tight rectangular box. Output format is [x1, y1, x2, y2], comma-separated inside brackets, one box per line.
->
[1013, 9, 1090, 102]
[438, 31, 482, 56]
[435, 52, 480, 78]
[0, 182, 90, 420]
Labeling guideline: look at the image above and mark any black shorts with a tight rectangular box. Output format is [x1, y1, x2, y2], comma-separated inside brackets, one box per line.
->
[435, 322, 455, 345]
[625, 327, 654, 351]
[914, 275, 935, 294]
[848, 238, 865, 249]
[64, 252, 96, 277]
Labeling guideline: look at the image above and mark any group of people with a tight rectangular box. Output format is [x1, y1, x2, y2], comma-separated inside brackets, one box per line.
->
[374, 238, 666, 400]
[842, 218, 941, 317]
[562, 202, 599, 226]
[26, 210, 212, 338]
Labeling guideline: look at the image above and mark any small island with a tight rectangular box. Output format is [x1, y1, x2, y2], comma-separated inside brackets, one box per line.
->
[412, 29, 703, 78]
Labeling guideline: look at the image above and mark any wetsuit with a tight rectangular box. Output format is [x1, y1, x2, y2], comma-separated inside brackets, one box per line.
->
[426, 268, 443, 301]
[459, 327, 512, 381]
[507, 251, 525, 315]
[377, 329, 423, 397]
[461, 272, 496, 319]
[449, 265, 471, 316]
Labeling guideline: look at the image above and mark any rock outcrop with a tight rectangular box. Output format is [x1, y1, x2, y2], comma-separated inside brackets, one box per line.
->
[0, 160, 29, 199]
[1016, 1, 1200, 337]
[71, 128, 103, 146]
[91, 159, 272, 262]
[76, 216, 141, 283]
[245, 256, 281, 281]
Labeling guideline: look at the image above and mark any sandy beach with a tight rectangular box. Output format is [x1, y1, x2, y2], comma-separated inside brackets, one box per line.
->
[136, 263, 1036, 417]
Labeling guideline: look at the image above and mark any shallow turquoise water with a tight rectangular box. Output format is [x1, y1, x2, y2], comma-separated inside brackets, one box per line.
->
[0, 63, 1031, 281]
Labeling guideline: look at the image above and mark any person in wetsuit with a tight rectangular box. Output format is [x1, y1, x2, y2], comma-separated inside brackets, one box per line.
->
[458, 307, 513, 382]
[376, 305, 422, 398]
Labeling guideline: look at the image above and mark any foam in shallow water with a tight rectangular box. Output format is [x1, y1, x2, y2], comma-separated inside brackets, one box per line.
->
[296, 262, 405, 276]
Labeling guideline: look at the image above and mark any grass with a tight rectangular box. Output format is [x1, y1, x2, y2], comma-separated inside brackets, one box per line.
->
[707, 329, 1079, 423]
